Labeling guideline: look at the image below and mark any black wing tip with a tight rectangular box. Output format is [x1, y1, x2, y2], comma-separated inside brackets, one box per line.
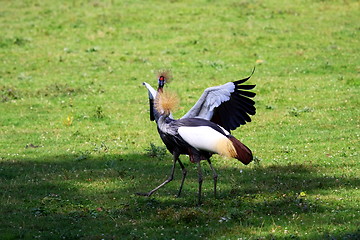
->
[236, 84, 256, 90]
[234, 67, 256, 85]
[250, 66, 256, 76]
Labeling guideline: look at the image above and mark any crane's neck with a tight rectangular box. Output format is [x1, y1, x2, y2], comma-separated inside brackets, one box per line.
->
[157, 86, 163, 93]
[157, 115, 176, 135]
[151, 91, 175, 123]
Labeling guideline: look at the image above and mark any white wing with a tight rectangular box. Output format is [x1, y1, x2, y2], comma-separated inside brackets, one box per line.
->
[178, 125, 237, 158]
[178, 126, 228, 153]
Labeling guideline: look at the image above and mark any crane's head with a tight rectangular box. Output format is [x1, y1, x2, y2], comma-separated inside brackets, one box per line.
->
[158, 75, 166, 89]
[157, 70, 172, 92]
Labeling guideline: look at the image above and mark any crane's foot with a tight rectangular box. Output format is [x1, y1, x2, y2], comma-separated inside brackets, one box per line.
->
[176, 184, 184, 198]
[136, 192, 151, 197]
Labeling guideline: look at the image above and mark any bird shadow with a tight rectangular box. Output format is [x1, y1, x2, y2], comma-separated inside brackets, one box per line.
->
[1, 153, 359, 239]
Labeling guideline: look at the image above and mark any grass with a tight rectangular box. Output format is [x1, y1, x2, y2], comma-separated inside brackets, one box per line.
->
[1, 0, 359, 239]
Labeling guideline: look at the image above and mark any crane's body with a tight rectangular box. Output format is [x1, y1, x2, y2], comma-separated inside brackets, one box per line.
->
[157, 116, 252, 163]
[138, 70, 256, 204]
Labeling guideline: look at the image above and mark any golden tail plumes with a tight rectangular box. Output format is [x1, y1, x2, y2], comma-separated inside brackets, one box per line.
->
[216, 138, 237, 159]
[228, 136, 253, 165]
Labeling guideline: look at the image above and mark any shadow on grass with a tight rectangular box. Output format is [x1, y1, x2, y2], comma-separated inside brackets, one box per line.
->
[1, 153, 359, 239]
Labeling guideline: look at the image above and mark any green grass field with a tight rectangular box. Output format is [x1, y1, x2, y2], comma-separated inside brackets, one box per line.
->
[1, 0, 359, 239]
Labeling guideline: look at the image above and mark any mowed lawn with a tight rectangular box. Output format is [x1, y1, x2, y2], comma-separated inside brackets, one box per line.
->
[0, 0, 359, 239]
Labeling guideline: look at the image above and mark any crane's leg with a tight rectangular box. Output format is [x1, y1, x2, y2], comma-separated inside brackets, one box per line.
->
[176, 159, 187, 198]
[197, 161, 203, 205]
[136, 152, 179, 197]
[207, 159, 218, 198]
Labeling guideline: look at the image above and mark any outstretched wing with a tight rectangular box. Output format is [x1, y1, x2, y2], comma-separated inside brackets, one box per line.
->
[181, 71, 256, 131]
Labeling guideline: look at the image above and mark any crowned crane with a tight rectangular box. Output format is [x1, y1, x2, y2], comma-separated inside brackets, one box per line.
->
[138, 70, 256, 204]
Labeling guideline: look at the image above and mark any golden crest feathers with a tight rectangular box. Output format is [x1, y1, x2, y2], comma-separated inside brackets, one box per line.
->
[155, 90, 179, 115]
